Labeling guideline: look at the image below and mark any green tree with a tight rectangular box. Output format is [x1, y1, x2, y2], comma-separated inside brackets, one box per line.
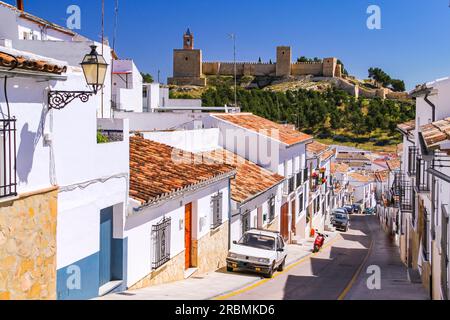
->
[141, 72, 154, 83]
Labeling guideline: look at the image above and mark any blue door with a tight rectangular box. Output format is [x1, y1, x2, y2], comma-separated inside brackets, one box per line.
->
[99, 207, 113, 287]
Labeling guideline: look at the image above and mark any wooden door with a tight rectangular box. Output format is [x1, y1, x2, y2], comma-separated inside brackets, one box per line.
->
[291, 200, 296, 235]
[281, 203, 289, 241]
[185, 203, 192, 270]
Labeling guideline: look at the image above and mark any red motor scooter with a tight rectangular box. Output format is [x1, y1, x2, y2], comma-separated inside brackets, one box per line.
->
[313, 230, 329, 253]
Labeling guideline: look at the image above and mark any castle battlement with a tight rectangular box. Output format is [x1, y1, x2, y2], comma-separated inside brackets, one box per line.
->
[168, 30, 342, 86]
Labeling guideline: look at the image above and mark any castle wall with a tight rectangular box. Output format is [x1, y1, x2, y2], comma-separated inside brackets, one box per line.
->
[202, 62, 276, 77]
[291, 62, 323, 76]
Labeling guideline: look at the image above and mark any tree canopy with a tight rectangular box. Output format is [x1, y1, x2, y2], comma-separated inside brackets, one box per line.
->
[368, 67, 405, 92]
[141, 72, 154, 83]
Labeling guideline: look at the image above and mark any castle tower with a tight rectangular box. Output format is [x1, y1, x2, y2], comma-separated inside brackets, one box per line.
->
[183, 28, 194, 50]
[276, 46, 292, 77]
[168, 29, 206, 86]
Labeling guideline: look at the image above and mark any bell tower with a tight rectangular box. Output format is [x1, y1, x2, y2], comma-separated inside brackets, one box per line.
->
[183, 28, 194, 50]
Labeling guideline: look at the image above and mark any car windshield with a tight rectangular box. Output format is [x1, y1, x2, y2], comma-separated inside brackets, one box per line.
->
[238, 233, 276, 250]
[335, 213, 347, 220]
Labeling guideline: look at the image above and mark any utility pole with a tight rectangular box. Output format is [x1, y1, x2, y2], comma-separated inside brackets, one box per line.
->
[229, 33, 237, 108]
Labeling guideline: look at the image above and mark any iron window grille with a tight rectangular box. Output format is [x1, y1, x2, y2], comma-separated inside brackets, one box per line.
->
[211, 192, 223, 229]
[303, 167, 308, 184]
[296, 171, 302, 189]
[298, 193, 304, 213]
[0, 118, 17, 199]
[288, 176, 295, 194]
[268, 196, 276, 223]
[400, 183, 414, 212]
[408, 147, 418, 176]
[242, 211, 251, 235]
[152, 217, 171, 270]
[416, 156, 430, 192]
[422, 208, 430, 261]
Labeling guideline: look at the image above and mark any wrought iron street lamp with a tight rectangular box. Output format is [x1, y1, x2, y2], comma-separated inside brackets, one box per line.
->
[48, 45, 108, 110]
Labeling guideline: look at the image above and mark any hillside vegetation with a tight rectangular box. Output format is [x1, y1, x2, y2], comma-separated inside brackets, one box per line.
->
[201, 85, 415, 152]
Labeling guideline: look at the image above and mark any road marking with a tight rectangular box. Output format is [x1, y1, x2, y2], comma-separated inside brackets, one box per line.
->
[213, 234, 341, 300]
[337, 238, 374, 300]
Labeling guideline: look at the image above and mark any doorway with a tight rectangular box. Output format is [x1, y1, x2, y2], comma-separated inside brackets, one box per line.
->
[291, 199, 296, 235]
[281, 203, 289, 241]
[185, 203, 193, 270]
[99, 207, 113, 287]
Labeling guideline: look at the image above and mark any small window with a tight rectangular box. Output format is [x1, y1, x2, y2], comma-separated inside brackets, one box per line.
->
[152, 217, 171, 270]
[211, 192, 223, 229]
[268, 196, 276, 223]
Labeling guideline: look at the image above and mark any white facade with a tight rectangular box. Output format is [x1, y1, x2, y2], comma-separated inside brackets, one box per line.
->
[112, 59, 143, 112]
[143, 83, 202, 112]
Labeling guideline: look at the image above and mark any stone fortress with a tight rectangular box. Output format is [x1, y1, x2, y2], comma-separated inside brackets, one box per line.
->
[168, 29, 343, 87]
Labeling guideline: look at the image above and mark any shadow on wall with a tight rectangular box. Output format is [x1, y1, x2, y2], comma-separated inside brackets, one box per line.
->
[17, 123, 37, 184]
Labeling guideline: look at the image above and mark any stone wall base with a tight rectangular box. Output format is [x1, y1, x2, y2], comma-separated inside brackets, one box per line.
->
[266, 216, 280, 233]
[193, 223, 229, 274]
[129, 251, 185, 290]
[0, 188, 58, 300]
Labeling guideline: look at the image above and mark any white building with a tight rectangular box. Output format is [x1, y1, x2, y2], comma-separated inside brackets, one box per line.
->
[204, 113, 313, 242]
[306, 141, 336, 233]
[125, 136, 235, 288]
[143, 83, 202, 112]
[348, 172, 375, 209]
[112, 59, 143, 112]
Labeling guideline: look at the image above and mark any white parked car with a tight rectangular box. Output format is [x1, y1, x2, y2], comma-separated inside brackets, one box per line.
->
[226, 229, 287, 278]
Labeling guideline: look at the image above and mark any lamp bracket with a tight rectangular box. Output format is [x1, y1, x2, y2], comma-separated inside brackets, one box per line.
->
[48, 90, 94, 110]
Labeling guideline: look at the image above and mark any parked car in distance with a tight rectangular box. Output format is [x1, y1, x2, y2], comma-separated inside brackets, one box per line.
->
[227, 229, 287, 278]
[332, 212, 350, 232]
[331, 208, 348, 223]
[352, 203, 362, 214]
[343, 205, 354, 214]
[364, 207, 376, 215]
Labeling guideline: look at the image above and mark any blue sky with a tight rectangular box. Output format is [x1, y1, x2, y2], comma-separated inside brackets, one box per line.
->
[6, 0, 450, 89]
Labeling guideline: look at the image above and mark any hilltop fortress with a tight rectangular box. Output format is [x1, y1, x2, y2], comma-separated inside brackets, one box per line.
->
[168, 29, 343, 87]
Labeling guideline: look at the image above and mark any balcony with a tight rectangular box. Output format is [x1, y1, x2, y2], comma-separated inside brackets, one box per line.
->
[0, 118, 17, 199]
[407, 147, 418, 176]
[416, 156, 430, 192]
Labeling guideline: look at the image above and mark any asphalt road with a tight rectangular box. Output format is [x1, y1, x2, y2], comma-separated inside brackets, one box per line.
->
[224, 214, 428, 300]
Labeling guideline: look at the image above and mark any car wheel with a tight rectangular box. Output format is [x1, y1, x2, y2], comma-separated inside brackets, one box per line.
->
[264, 263, 275, 278]
[277, 258, 286, 272]
[227, 266, 233, 272]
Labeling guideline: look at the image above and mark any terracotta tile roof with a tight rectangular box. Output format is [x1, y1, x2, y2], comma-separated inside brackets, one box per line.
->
[386, 159, 401, 171]
[374, 170, 390, 182]
[0, 51, 67, 74]
[336, 152, 370, 162]
[348, 172, 374, 183]
[199, 148, 285, 203]
[397, 120, 416, 134]
[331, 162, 349, 174]
[130, 136, 235, 205]
[306, 141, 335, 162]
[420, 117, 450, 151]
[212, 113, 312, 146]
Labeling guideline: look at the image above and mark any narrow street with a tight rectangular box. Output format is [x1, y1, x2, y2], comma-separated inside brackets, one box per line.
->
[219, 215, 428, 300]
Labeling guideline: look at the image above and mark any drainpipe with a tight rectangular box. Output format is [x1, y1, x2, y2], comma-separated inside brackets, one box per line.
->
[16, 0, 24, 11]
[424, 93, 436, 123]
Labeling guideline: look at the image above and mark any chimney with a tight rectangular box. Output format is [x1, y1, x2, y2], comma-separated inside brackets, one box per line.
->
[16, 0, 24, 11]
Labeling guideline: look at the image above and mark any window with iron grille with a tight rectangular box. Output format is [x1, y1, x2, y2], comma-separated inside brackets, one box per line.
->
[416, 156, 430, 192]
[288, 176, 295, 194]
[296, 171, 302, 189]
[0, 119, 17, 199]
[211, 192, 223, 229]
[422, 208, 430, 261]
[242, 211, 251, 235]
[152, 217, 171, 270]
[268, 196, 276, 223]
[298, 193, 304, 213]
[303, 167, 308, 183]
[407, 147, 418, 176]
